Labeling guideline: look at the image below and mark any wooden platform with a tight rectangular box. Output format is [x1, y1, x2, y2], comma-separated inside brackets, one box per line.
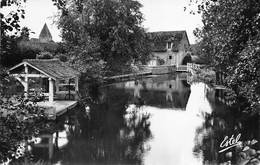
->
[37, 101, 78, 119]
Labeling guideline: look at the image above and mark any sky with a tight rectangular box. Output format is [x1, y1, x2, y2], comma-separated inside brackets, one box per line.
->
[3, 0, 202, 44]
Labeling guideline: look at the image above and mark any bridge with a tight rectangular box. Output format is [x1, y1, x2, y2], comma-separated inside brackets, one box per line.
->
[176, 63, 202, 73]
[176, 65, 187, 72]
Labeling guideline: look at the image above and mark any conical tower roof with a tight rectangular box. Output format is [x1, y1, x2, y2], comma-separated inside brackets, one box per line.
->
[39, 23, 52, 42]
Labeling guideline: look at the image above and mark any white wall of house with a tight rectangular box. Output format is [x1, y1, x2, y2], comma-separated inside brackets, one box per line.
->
[149, 33, 190, 66]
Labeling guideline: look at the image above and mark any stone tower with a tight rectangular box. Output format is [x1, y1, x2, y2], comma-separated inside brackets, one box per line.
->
[39, 23, 52, 42]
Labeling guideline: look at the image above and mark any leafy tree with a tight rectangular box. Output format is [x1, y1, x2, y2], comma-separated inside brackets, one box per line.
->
[0, 30, 39, 67]
[1, 27, 59, 67]
[53, 0, 152, 76]
[1, 0, 26, 65]
[0, 2, 51, 163]
[0, 0, 26, 33]
[0, 70, 48, 163]
[188, 0, 260, 111]
[1, 1, 58, 68]
[0, 97, 47, 163]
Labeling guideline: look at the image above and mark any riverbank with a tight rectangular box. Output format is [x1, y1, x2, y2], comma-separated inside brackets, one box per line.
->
[104, 65, 178, 82]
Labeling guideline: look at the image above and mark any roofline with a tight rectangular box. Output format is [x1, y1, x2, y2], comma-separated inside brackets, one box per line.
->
[8, 62, 25, 73]
[147, 30, 190, 46]
[9, 61, 57, 80]
[183, 31, 190, 46]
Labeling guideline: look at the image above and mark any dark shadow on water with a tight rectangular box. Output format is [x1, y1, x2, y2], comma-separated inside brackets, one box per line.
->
[192, 88, 260, 164]
[30, 85, 152, 164]
[9, 74, 259, 165]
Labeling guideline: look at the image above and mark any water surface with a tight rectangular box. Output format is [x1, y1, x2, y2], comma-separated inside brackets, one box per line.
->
[28, 74, 259, 165]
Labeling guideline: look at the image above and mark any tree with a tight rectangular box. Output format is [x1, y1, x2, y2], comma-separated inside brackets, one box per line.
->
[0, 69, 48, 163]
[189, 0, 260, 111]
[36, 51, 53, 59]
[0, 98, 47, 163]
[0, 29, 41, 67]
[0, 0, 26, 33]
[0, 2, 51, 163]
[1, 0, 33, 67]
[53, 0, 152, 76]
[1, 0, 26, 64]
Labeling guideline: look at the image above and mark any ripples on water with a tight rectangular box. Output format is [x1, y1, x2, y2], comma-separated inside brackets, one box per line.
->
[18, 74, 259, 165]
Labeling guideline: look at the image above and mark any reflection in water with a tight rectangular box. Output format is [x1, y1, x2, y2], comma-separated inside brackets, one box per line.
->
[143, 82, 212, 165]
[23, 74, 258, 165]
[114, 74, 191, 109]
[30, 85, 152, 164]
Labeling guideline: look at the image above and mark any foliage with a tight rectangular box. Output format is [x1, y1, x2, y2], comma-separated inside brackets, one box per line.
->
[40, 86, 152, 164]
[0, 96, 47, 163]
[0, 0, 26, 33]
[1, 29, 59, 67]
[0, 68, 23, 97]
[0, 71, 47, 163]
[188, 42, 210, 64]
[1, 1, 59, 67]
[18, 40, 58, 54]
[188, 0, 260, 111]
[190, 66, 216, 85]
[52, 0, 152, 76]
[0, 2, 51, 163]
[157, 58, 165, 65]
[193, 101, 259, 164]
[36, 51, 53, 59]
[1, 32, 35, 67]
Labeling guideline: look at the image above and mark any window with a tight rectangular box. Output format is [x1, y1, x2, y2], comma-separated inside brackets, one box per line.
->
[169, 56, 172, 59]
[167, 42, 172, 49]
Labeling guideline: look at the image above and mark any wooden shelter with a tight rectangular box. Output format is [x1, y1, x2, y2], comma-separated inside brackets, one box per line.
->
[8, 59, 80, 102]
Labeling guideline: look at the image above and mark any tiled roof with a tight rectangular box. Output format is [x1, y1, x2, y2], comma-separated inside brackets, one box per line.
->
[23, 59, 80, 79]
[148, 31, 189, 52]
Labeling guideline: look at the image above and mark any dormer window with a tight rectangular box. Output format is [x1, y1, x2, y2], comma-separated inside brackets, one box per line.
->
[167, 42, 172, 49]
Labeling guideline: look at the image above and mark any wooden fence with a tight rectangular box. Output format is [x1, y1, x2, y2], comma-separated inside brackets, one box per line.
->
[187, 63, 203, 73]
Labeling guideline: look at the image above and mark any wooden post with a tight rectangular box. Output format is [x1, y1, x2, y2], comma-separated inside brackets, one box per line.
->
[49, 78, 54, 102]
[176, 54, 179, 68]
[75, 77, 79, 92]
[56, 80, 59, 93]
[24, 64, 29, 99]
[48, 134, 54, 160]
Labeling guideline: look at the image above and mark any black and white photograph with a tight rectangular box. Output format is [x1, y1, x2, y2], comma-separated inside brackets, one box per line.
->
[0, 0, 259, 164]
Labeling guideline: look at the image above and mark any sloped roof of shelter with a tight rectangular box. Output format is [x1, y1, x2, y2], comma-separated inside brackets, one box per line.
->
[9, 59, 80, 80]
[148, 31, 190, 52]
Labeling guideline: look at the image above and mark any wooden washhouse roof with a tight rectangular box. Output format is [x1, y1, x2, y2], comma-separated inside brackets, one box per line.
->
[9, 59, 80, 80]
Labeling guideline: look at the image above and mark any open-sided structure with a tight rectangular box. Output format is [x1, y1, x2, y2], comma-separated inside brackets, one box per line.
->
[8, 59, 80, 102]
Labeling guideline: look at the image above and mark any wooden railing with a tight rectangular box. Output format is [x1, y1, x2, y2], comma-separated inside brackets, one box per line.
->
[176, 65, 187, 72]
[187, 63, 202, 73]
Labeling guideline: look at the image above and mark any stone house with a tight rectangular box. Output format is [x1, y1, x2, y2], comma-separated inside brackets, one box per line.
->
[147, 31, 191, 66]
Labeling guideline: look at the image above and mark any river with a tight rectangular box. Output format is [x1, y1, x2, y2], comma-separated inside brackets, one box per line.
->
[27, 73, 259, 165]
